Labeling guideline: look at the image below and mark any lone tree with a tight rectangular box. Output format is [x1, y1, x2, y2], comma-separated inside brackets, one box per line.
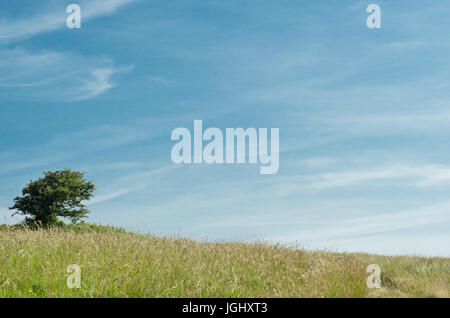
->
[10, 169, 96, 227]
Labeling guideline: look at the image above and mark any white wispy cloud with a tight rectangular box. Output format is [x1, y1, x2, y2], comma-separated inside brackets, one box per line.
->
[89, 187, 143, 205]
[89, 166, 179, 205]
[319, 111, 450, 133]
[0, 0, 137, 43]
[266, 163, 450, 196]
[300, 158, 337, 169]
[0, 116, 182, 174]
[78, 161, 152, 171]
[309, 164, 450, 189]
[0, 48, 133, 102]
[75, 65, 135, 101]
[348, 1, 366, 11]
[0, 0, 137, 101]
[148, 76, 172, 85]
[263, 201, 450, 256]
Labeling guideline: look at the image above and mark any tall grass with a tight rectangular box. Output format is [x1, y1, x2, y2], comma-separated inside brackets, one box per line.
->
[0, 226, 448, 297]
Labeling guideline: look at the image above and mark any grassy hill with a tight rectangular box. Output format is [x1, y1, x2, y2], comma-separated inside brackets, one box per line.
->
[0, 225, 448, 298]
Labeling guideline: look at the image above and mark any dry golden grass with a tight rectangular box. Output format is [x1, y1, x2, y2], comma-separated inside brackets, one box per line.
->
[0, 226, 448, 298]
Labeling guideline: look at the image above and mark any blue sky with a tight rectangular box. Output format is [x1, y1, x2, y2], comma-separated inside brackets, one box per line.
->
[1, 0, 449, 256]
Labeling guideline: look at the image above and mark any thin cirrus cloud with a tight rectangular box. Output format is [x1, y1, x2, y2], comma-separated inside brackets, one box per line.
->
[263, 201, 450, 256]
[0, 115, 180, 174]
[0, 48, 133, 102]
[267, 163, 450, 196]
[319, 111, 450, 133]
[0, 0, 138, 43]
[0, 0, 137, 102]
[89, 187, 144, 205]
[89, 166, 179, 205]
[308, 164, 450, 189]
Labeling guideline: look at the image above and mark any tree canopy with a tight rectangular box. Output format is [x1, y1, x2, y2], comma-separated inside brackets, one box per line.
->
[10, 169, 96, 227]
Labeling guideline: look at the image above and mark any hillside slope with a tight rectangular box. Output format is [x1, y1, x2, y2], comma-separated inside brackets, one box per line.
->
[0, 227, 448, 297]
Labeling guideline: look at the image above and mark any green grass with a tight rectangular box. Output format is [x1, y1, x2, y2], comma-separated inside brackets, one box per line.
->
[0, 225, 448, 298]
